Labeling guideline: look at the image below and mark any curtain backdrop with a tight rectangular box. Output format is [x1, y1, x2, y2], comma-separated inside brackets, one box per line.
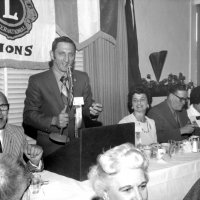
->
[84, 0, 129, 125]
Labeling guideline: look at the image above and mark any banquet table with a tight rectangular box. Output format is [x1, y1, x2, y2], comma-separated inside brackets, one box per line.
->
[30, 152, 200, 200]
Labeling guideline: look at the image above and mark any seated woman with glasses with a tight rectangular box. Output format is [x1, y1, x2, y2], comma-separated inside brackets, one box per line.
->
[118, 85, 157, 145]
[88, 143, 149, 200]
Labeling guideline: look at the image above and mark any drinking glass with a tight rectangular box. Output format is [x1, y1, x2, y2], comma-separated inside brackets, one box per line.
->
[135, 132, 142, 148]
[30, 173, 42, 194]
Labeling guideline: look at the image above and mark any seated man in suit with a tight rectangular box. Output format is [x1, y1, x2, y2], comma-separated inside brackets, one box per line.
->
[23, 36, 103, 157]
[147, 84, 195, 143]
[0, 154, 31, 200]
[0, 92, 43, 172]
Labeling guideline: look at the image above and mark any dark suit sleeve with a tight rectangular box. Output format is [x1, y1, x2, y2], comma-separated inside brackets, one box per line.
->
[148, 108, 182, 143]
[81, 72, 93, 117]
[23, 76, 54, 133]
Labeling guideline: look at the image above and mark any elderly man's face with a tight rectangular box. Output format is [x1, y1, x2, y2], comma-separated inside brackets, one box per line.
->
[106, 168, 148, 200]
[170, 90, 188, 111]
[0, 94, 8, 129]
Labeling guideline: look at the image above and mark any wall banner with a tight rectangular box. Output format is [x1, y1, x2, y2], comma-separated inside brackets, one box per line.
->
[0, 0, 56, 69]
[55, 0, 118, 50]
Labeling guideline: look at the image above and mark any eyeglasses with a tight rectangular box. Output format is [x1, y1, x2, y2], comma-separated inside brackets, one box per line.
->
[172, 93, 189, 102]
[0, 104, 9, 111]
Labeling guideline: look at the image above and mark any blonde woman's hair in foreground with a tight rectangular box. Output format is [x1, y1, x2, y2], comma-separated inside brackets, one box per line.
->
[0, 154, 30, 200]
[88, 143, 149, 198]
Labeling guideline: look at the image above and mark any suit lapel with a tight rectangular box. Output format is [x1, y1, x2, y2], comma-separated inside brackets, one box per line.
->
[3, 129, 14, 155]
[48, 69, 64, 111]
[3, 126, 23, 158]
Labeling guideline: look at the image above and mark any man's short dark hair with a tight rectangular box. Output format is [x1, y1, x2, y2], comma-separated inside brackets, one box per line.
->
[168, 84, 187, 95]
[128, 84, 152, 113]
[190, 86, 200, 105]
[52, 36, 76, 52]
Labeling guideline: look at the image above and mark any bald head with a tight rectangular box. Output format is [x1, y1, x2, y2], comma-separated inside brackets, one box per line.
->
[0, 92, 8, 105]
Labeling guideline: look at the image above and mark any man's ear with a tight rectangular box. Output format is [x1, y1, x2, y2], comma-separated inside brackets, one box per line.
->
[50, 50, 54, 60]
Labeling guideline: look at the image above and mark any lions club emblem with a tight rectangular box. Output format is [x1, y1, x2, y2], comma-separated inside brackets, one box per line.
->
[0, 0, 38, 40]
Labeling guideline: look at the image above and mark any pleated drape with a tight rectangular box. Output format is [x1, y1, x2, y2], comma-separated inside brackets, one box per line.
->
[83, 0, 129, 125]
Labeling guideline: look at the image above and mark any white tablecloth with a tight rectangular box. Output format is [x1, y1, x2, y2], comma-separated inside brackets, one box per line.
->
[148, 152, 200, 200]
[29, 171, 95, 200]
[30, 152, 200, 200]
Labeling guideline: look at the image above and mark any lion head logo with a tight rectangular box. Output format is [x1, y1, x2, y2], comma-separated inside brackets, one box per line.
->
[0, 0, 38, 40]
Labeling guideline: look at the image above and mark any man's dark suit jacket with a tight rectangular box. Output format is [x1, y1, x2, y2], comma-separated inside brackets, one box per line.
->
[147, 100, 190, 143]
[23, 68, 93, 157]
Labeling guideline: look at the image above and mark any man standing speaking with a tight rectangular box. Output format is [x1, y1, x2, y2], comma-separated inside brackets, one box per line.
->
[23, 36, 102, 157]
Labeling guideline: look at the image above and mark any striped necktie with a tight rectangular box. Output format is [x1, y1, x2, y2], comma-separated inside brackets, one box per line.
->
[173, 111, 180, 127]
[60, 74, 73, 111]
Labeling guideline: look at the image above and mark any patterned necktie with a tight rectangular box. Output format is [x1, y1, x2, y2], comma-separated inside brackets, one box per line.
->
[60, 72, 73, 111]
[173, 111, 180, 127]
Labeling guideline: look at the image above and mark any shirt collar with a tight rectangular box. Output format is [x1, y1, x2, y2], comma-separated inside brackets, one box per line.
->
[0, 129, 4, 143]
[188, 104, 200, 116]
[52, 67, 65, 83]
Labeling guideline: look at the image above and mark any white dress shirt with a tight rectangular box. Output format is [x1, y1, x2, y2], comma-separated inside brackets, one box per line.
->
[0, 129, 4, 151]
[187, 104, 200, 127]
[118, 114, 157, 145]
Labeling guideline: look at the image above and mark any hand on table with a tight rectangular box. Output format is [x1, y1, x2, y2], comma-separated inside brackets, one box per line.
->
[180, 123, 195, 135]
[24, 143, 43, 166]
[89, 103, 103, 117]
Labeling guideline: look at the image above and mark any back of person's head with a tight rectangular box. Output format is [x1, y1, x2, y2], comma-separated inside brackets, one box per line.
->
[128, 84, 152, 113]
[51, 36, 76, 52]
[190, 86, 200, 105]
[88, 143, 149, 199]
[0, 154, 30, 200]
[168, 84, 187, 95]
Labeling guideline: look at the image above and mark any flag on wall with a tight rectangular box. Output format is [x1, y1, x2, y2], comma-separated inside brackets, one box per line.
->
[0, 0, 56, 69]
[125, 0, 141, 91]
[55, 0, 118, 50]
